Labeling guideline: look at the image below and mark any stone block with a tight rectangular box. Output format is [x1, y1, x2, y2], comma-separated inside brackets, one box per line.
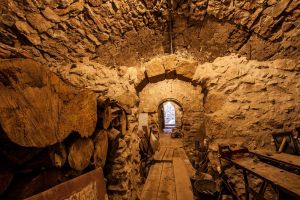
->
[145, 58, 165, 82]
[26, 13, 54, 33]
[175, 59, 198, 80]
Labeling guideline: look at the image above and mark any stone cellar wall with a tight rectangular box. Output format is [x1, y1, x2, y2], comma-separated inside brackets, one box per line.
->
[52, 52, 300, 198]
[0, 0, 299, 199]
[192, 54, 300, 168]
[133, 52, 299, 162]
[139, 79, 204, 145]
[0, 0, 299, 68]
[172, 0, 300, 62]
[50, 59, 142, 199]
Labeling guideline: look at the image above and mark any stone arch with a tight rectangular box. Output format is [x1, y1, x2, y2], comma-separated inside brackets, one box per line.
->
[157, 98, 184, 112]
[135, 55, 199, 92]
[138, 78, 204, 142]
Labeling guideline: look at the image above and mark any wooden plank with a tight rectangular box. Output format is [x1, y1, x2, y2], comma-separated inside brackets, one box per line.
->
[174, 148, 196, 178]
[154, 147, 167, 161]
[173, 148, 181, 158]
[173, 158, 194, 200]
[162, 148, 174, 162]
[232, 157, 300, 197]
[141, 162, 164, 200]
[171, 138, 183, 148]
[251, 150, 300, 169]
[159, 134, 171, 147]
[157, 162, 176, 200]
[25, 168, 107, 200]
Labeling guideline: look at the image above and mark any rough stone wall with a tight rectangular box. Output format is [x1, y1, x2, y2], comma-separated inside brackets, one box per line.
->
[0, 0, 299, 67]
[192, 54, 300, 167]
[0, 0, 298, 198]
[139, 79, 204, 145]
[173, 0, 300, 62]
[49, 52, 300, 199]
[0, 0, 167, 66]
[135, 53, 299, 167]
[173, 102, 183, 127]
[51, 59, 141, 199]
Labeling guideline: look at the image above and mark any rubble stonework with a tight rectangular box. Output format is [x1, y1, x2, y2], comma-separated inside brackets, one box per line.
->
[0, 0, 299, 67]
[0, 0, 299, 199]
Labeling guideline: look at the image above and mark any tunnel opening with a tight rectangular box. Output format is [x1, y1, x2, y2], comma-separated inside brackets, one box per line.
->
[158, 100, 183, 133]
[163, 101, 176, 131]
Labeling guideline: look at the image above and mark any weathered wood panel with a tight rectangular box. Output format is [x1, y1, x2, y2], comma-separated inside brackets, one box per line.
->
[25, 168, 107, 200]
[154, 147, 167, 161]
[173, 158, 194, 200]
[173, 148, 196, 178]
[141, 162, 164, 200]
[157, 162, 176, 200]
[142, 134, 195, 200]
[232, 157, 300, 197]
[251, 150, 300, 168]
[162, 148, 173, 162]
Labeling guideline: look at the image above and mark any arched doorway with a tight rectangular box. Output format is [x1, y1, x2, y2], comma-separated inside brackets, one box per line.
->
[163, 101, 176, 130]
[158, 99, 183, 133]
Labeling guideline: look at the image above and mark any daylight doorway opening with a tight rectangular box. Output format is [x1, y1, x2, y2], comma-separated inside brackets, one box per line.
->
[158, 100, 183, 133]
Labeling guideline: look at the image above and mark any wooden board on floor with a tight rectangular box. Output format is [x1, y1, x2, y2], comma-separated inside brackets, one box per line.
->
[159, 134, 171, 147]
[141, 162, 164, 200]
[154, 147, 167, 161]
[173, 148, 196, 177]
[157, 162, 176, 200]
[162, 148, 174, 162]
[251, 150, 300, 168]
[142, 135, 195, 200]
[170, 138, 183, 148]
[173, 158, 194, 200]
[232, 157, 300, 197]
[173, 148, 181, 158]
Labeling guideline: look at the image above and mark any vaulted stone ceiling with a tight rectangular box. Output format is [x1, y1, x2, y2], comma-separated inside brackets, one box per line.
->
[0, 0, 299, 67]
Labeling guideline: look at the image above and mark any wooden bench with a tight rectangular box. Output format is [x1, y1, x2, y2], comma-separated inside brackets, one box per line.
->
[230, 157, 300, 200]
[251, 149, 300, 171]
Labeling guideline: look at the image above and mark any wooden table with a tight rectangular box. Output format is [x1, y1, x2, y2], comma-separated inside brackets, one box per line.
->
[230, 157, 300, 200]
[251, 150, 300, 171]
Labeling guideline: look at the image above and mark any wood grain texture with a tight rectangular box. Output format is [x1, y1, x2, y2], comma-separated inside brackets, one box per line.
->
[154, 147, 167, 161]
[141, 162, 164, 200]
[251, 149, 300, 168]
[0, 59, 97, 147]
[93, 129, 108, 168]
[25, 168, 107, 200]
[232, 157, 300, 197]
[173, 158, 194, 200]
[157, 161, 176, 200]
[68, 138, 94, 171]
[141, 134, 195, 200]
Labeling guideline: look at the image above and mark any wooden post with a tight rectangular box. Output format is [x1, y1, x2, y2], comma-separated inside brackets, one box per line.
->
[243, 169, 250, 200]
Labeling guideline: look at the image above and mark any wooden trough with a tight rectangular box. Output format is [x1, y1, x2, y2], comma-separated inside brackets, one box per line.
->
[25, 168, 107, 200]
